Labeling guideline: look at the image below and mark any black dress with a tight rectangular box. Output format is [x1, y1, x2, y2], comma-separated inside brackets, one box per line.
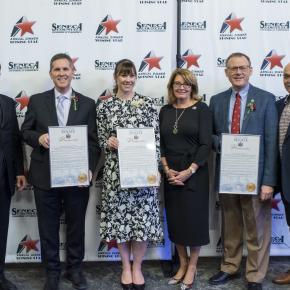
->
[159, 101, 212, 246]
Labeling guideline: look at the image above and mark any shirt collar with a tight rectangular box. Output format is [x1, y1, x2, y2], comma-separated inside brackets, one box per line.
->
[54, 88, 72, 100]
[231, 83, 250, 100]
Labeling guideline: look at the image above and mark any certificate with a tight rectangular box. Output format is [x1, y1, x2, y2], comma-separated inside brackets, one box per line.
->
[219, 134, 260, 195]
[49, 125, 89, 187]
[117, 128, 159, 188]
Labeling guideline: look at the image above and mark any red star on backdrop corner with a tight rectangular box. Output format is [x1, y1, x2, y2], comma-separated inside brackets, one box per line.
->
[225, 17, 244, 32]
[15, 17, 36, 36]
[20, 235, 39, 253]
[143, 52, 163, 71]
[15, 91, 30, 111]
[182, 50, 201, 68]
[271, 198, 281, 211]
[106, 240, 118, 251]
[265, 52, 285, 69]
[72, 57, 79, 71]
[101, 16, 120, 35]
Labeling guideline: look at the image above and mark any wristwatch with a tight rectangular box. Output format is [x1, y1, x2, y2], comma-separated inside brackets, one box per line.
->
[188, 165, 196, 175]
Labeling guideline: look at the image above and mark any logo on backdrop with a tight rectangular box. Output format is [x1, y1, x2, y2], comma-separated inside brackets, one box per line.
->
[95, 60, 117, 71]
[97, 240, 120, 259]
[260, 49, 285, 77]
[10, 16, 38, 44]
[217, 57, 227, 68]
[219, 13, 247, 40]
[138, 51, 165, 79]
[8, 61, 39, 72]
[271, 198, 284, 220]
[180, 49, 204, 77]
[181, 20, 206, 31]
[15, 91, 30, 117]
[11, 207, 37, 218]
[139, 0, 168, 4]
[182, 0, 205, 3]
[71, 57, 81, 80]
[53, 0, 83, 5]
[52, 23, 82, 33]
[136, 21, 167, 32]
[260, 20, 289, 31]
[95, 15, 123, 43]
[16, 235, 41, 261]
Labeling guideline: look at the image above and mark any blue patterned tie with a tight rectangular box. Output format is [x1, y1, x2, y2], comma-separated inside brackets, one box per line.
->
[57, 95, 66, 126]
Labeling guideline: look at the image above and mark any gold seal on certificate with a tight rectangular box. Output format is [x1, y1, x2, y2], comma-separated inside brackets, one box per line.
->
[78, 173, 88, 183]
[246, 182, 256, 192]
[147, 174, 157, 184]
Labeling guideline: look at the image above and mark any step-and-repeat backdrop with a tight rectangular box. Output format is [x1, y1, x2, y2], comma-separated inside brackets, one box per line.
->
[0, 0, 289, 263]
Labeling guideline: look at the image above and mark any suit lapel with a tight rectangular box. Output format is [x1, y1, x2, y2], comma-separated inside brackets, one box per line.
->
[241, 85, 257, 133]
[67, 90, 79, 125]
[222, 89, 231, 133]
[45, 90, 59, 126]
[0, 96, 8, 127]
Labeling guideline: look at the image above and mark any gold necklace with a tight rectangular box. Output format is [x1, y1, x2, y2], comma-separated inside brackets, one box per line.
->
[173, 107, 186, 134]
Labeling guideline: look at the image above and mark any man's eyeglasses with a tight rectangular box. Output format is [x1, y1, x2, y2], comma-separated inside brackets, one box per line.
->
[226, 65, 250, 73]
[173, 82, 192, 89]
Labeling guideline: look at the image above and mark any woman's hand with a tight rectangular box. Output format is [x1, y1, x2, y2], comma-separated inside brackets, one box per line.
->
[168, 169, 192, 186]
[106, 136, 119, 150]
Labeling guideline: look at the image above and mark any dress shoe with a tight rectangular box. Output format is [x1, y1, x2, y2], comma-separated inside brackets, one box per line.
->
[121, 282, 133, 290]
[179, 269, 197, 290]
[132, 282, 145, 290]
[63, 270, 87, 290]
[272, 270, 290, 284]
[248, 282, 262, 290]
[0, 276, 17, 290]
[209, 271, 241, 285]
[43, 275, 60, 290]
[168, 274, 185, 285]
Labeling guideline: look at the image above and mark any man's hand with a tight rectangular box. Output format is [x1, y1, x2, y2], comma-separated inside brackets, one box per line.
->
[16, 175, 27, 191]
[260, 185, 273, 201]
[39, 133, 50, 149]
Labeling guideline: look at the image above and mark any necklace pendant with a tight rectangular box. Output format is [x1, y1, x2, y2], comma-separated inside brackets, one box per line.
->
[173, 127, 178, 134]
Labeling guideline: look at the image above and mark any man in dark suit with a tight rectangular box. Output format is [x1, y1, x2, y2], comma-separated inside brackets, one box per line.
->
[0, 94, 26, 290]
[208, 52, 278, 290]
[272, 62, 290, 285]
[21, 53, 100, 290]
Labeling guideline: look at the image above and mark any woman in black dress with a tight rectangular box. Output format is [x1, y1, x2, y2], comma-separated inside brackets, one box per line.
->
[160, 68, 212, 290]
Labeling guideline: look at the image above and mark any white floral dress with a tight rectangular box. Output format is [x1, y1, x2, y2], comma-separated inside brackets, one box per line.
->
[96, 93, 163, 243]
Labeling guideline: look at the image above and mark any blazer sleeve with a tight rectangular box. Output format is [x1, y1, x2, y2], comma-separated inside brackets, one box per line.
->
[209, 97, 221, 153]
[21, 96, 43, 148]
[193, 102, 212, 166]
[262, 94, 278, 187]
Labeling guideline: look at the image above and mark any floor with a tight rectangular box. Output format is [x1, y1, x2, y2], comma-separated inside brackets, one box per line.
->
[4, 257, 290, 290]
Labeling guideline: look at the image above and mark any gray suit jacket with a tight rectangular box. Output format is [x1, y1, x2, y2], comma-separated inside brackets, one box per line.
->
[210, 84, 278, 191]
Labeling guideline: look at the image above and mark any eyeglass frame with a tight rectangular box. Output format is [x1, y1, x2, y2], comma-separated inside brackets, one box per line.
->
[172, 81, 192, 89]
[226, 65, 251, 73]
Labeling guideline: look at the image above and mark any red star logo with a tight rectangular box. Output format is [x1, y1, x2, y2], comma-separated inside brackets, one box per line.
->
[144, 56, 163, 71]
[16, 92, 30, 111]
[271, 198, 281, 211]
[20, 238, 39, 253]
[182, 54, 201, 68]
[72, 57, 78, 71]
[225, 17, 244, 32]
[15, 20, 36, 36]
[101, 18, 120, 34]
[106, 240, 118, 251]
[266, 53, 285, 69]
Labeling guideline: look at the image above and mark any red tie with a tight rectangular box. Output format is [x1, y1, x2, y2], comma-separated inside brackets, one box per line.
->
[231, 93, 241, 134]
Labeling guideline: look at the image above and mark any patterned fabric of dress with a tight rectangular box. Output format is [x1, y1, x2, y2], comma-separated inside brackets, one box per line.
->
[96, 93, 163, 243]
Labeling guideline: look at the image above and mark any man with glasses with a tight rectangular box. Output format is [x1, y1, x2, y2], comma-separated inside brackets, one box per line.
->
[272, 62, 290, 285]
[209, 52, 278, 290]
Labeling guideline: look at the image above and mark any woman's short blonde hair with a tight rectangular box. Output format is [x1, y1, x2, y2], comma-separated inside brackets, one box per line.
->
[167, 68, 200, 104]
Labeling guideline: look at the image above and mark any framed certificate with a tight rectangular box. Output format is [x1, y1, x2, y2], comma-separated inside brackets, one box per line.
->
[219, 134, 260, 195]
[117, 128, 159, 188]
[49, 125, 89, 188]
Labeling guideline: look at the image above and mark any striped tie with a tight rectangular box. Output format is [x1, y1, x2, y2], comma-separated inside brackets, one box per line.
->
[57, 95, 66, 126]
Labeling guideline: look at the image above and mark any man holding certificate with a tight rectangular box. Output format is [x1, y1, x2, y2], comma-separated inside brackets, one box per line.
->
[21, 53, 100, 290]
[209, 53, 278, 290]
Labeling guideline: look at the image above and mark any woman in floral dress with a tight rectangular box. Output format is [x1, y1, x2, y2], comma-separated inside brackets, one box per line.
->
[96, 59, 163, 290]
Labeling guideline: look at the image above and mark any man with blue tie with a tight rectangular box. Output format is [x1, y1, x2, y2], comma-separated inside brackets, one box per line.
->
[21, 53, 100, 290]
[208, 52, 278, 290]
[0, 93, 26, 290]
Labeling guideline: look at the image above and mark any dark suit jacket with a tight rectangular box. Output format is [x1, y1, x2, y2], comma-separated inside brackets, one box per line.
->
[21, 89, 100, 190]
[210, 84, 278, 191]
[276, 97, 290, 202]
[0, 94, 24, 195]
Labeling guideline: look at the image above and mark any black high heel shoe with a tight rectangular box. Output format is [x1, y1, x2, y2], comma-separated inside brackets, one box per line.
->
[132, 282, 145, 290]
[121, 282, 133, 290]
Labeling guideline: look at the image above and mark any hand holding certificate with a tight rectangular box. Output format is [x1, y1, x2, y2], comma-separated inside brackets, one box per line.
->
[219, 134, 260, 195]
[117, 128, 159, 188]
[49, 125, 89, 188]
